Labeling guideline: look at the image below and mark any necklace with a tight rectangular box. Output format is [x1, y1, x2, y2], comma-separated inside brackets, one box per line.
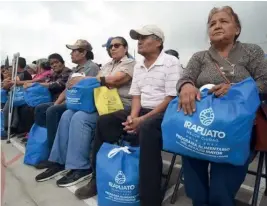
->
[219, 57, 235, 76]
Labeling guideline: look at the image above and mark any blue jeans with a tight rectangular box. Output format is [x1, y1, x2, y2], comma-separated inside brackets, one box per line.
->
[34, 103, 66, 150]
[49, 109, 98, 169]
[182, 156, 249, 206]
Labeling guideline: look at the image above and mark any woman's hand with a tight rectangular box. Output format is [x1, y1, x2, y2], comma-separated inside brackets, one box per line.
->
[178, 83, 201, 115]
[208, 83, 231, 97]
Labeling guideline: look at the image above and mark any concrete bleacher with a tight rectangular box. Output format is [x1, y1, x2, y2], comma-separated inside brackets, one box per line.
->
[1, 137, 266, 206]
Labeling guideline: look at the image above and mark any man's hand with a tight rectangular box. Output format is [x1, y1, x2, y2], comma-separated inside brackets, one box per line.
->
[208, 83, 231, 97]
[3, 80, 13, 89]
[67, 76, 85, 89]
[122, 116, 145, 134]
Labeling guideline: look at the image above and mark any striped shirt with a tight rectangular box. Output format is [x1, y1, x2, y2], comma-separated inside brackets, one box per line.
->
[129, 52, 183, 109]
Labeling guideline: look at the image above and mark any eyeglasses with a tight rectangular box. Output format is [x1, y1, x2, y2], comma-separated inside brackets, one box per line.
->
[108, 43, 123, 50]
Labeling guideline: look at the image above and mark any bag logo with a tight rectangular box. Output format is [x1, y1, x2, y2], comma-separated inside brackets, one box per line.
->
[199, 108, 215, 126]
[68, 88, 78, 94]
[115, 171, 126, 185]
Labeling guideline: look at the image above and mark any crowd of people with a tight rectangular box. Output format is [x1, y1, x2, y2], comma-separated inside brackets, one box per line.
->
[1, 5, 267, 206]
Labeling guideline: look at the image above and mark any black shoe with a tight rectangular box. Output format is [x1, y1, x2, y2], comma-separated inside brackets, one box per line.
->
[35, 164, 66, 182]
[20, 138, 27, 143]
[35, 160, 56, 170]
[57, 169, 92, 187]
[10, 132, 17, 138]
[75, 176, 97, 199]
[17, 132, 27, 139]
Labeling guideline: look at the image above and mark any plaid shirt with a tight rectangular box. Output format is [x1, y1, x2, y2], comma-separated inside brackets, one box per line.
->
[48, 67, 72, 100]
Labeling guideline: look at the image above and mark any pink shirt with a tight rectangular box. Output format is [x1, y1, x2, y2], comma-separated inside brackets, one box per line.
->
[33, 70, 52, 82]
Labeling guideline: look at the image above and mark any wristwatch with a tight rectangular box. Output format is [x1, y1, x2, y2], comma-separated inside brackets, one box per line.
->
[100, 76, 106, 86]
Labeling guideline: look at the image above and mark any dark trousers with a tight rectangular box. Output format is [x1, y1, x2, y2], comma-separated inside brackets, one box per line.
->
[182, 156, 249, 206]
[18, 105, 35, 133]
[3, 99, 20, 131]
[34, 103, 66, 150]
[91, 108, 164, 206]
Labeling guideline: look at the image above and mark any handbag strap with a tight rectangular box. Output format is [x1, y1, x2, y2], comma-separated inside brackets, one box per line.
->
[214, 63, 231, 84]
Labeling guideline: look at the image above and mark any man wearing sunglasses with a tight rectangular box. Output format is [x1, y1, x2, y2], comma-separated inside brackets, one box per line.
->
[75, 25, 182, 206]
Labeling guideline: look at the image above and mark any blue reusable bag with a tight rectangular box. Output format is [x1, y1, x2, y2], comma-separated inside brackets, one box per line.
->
[66, 78, 100, 113]
[97, 143, 140, 206]
[1, 110, 7, 139]
[162, 77, 260, 166]
[24, 83, 52, 107]
[13, 86, 26, 107]
[24, 124, 49, 165]
[1, 89, 8, 104]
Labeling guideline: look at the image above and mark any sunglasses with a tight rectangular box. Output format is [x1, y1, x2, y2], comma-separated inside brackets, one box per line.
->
[108, 43, 123, 50]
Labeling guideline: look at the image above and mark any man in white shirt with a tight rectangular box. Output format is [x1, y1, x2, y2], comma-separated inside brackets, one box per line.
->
[75, 25, 183, 206]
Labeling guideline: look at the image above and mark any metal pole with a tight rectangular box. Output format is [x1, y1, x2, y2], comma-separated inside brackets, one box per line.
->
[6, 52, 20, 144]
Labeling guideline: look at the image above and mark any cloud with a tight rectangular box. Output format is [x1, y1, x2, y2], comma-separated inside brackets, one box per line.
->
[0, 1, 266, 67]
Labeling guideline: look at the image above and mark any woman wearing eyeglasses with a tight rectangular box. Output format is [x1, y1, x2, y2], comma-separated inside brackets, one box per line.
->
[35, 36, 136, 187]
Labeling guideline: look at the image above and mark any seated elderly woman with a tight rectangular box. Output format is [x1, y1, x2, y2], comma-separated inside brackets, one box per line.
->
[26, 64, 38, 78]
[176, 6, 267, 206]
[18, 54, 72, 138]
[20, 60, 52, 86]
[35, 36, 136, 187]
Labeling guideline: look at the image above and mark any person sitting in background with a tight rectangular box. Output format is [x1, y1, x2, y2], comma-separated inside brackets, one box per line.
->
[30, 54, 72, 101]
[26, 64, 38, 78]
[1, 66, 9, 109]
[102, 37, 113, 58]
[18, 54, 72, 138]
[17, 60, 52, 85]
[10, 60, 53, 137]
[176, 6, 267, 206]
[2, 57, 32, 135]
[1, 65, 7, 80]
[23, 56, 71, 98]
[35, 36, 136, 188]
[165, 49, 179, 59]
[75, 25, 182, 204]
[33, 40, 99, 170]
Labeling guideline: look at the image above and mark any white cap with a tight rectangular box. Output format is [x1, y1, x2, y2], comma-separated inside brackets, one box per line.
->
[130, 25, 165, 42]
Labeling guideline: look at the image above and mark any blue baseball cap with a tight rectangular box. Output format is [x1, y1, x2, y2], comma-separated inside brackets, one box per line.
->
[102, 37, 113, 48]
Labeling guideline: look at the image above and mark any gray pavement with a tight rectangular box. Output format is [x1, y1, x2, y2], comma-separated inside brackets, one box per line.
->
[1, 138, 266, 206]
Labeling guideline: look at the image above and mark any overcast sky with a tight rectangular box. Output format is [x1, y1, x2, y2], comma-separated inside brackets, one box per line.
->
[0, 1, 267, 68]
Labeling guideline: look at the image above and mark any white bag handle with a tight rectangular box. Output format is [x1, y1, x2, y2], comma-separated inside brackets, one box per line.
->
[108, 146, 131, 158]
